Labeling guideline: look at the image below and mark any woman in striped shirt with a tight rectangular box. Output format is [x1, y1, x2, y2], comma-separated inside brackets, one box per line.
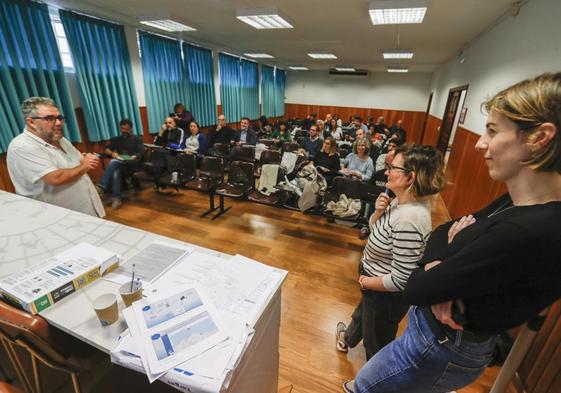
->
[337, 144, 446, 361]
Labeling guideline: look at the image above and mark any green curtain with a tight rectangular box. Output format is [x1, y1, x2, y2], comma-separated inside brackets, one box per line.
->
[240, 59, 259, 120]
[261, 64, 275, 117]
[0, 0, 80, 153]
[218, 53, 242, 122]
[183, 44, 217, 127]
[60, 10, 141, 141]
[139, 32, 187, 133]
[274, 68, 286, 117]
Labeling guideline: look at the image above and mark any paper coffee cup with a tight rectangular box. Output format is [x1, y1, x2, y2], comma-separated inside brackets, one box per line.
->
[93, 293, 118, 326]
[119, 282, 143, 307]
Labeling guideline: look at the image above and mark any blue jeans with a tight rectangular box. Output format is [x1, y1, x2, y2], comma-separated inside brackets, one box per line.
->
[99, 159, 123, 198]
[355, 306, 497, 393]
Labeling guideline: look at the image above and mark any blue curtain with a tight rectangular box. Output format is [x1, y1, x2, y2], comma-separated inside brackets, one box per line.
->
[0, 0, 80, 153]
[60, 10, 141, 141]
[218, 53, 242, 122]
[183, 44, 216, 127]
[274, 68, 285, 117]
[261, 64, 275, 118]
[139, 32, 186, 133]
[240, 59, 259, 120]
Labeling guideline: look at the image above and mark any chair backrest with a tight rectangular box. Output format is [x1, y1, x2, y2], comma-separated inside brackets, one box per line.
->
[338, 147, 351, 159]
[210, 143, 230, 158]
[165, 153, 196, 181]
[330, 177, 364, 200]
[230, 145, 255, 162]
[258, 150, 282, 166]
[293, 130, 309, 139]
[282, 142, 299, 153]
[199, 156, 224, 178]
[0, 300, 68, 365]
[227, 161, 255, 188]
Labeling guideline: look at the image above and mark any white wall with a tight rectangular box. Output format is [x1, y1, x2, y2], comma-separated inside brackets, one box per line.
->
[285, 71, 433, 112]
[429, 0, 561, 135]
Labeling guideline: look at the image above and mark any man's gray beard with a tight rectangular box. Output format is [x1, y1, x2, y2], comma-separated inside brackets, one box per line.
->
[38, 128, 63, 143]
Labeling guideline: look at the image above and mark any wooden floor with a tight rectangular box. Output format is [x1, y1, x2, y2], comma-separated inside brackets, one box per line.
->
[103, 185, 505, 393]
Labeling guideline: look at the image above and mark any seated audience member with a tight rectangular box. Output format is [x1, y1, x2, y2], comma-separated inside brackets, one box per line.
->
[298, 124, 323, 160]
[341, 139, 374, 182]
[330, 118, 344, 141]
[271, 121, 292, 143]
[97, 118, 144, 210]
[7, 97, 104, 217]
[334, 113, 342, 127]
[324, 113, 333, 130]
[376, 139, 402, 171]
[346, 72, 561, 393]
[354, 115, 369, 133]
[302, 112, 317, 130]
[389, 119, 407, 142]
[372, 116, 389, 135]
[337, 144, 446, 364]
[313, 137, 340, 185]
[184, 121, 208, 155]
[354, 128, 366, 143]
[231, 117, 258, 146]
[257, 115, 273, 138]
[155, 117, 184, 148]
[208, 114, 234, 147]
[316, 119, 326, 140]
[172, 102, 194, 131]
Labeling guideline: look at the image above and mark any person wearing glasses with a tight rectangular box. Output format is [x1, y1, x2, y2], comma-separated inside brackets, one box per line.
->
[336, 144, 446, 366]
[7, 97, 105, 217]
[345, 73, 561, 393]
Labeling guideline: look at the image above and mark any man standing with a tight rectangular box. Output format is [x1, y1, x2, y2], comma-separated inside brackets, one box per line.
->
[7, 97, 105, 217]
[208, 114, 234, 147]
[172, 102, 195, 131]
[231, 117, 257, 146]
[97, 119, 144, 210]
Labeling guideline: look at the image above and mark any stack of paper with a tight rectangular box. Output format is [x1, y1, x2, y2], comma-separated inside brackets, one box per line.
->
[111, 252, 285, 393]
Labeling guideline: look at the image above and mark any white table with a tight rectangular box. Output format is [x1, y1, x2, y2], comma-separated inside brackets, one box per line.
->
[0, 191, 286, 393]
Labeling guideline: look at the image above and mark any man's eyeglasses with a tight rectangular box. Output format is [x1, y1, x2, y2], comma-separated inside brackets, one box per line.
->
[385, 163, 410, 173]
[31, 115, 65, 123]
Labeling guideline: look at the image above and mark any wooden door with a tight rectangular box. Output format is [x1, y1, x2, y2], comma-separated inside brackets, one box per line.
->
[436, 85, 468, 154]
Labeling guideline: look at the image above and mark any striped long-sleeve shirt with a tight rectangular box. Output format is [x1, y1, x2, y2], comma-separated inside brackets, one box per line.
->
[361, 198, 432, 292]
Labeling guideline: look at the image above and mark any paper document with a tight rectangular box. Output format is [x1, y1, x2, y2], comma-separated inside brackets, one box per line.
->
[105, 241, 192, 284]
[128, 285, 228, 375]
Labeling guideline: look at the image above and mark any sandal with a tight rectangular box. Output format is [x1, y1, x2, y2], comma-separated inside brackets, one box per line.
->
[336, 322, 348, 352]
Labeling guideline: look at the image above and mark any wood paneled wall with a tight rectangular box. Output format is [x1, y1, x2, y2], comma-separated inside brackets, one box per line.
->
[422, 115, 442, 146]
[440, 126, 507, 218]
[284, 103, 427, 144]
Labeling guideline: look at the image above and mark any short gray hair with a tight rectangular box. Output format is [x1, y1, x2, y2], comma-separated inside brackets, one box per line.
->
[21, 97, 56, 118]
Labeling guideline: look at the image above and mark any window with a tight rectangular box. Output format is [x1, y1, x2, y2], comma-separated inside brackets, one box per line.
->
[48, 7, 74, 71]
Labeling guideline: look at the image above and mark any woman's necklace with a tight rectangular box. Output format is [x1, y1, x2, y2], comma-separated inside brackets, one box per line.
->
[487, 200, 516, 218]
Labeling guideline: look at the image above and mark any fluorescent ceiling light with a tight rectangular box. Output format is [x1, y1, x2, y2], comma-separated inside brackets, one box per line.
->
[139, 19, 196, 32]
[369, 0, 427, 25]
[383, 49, 414, 59]
[289, 66, 309, 70]
[387, 67, 409, 73]
[244, 53, 274, 58]
[335, 67, 356, 72]
[237, 15, 293, 29]
[308, 53, 337, 59]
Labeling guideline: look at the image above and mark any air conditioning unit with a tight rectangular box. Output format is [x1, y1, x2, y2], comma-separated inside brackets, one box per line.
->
[328, 69, 370, 79]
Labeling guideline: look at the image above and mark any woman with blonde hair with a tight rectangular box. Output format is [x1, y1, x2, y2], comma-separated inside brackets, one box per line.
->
[337, 144, 446, 362]
[345, 73, 561, 393]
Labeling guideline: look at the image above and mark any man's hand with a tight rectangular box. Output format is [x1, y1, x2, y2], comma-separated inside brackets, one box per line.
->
[111, 152, 119, 158]
[448, 215, 476, 244]
[81, 153, 100, 171]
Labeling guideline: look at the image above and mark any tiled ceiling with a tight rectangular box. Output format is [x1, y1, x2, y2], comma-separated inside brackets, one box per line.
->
[47, 0, 520, 72]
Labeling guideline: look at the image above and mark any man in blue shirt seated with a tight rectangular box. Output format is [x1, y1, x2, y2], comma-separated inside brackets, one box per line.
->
[231, 117, 258, 146]
[97, 119, 144, 210]
[298, 124, 322, 160]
